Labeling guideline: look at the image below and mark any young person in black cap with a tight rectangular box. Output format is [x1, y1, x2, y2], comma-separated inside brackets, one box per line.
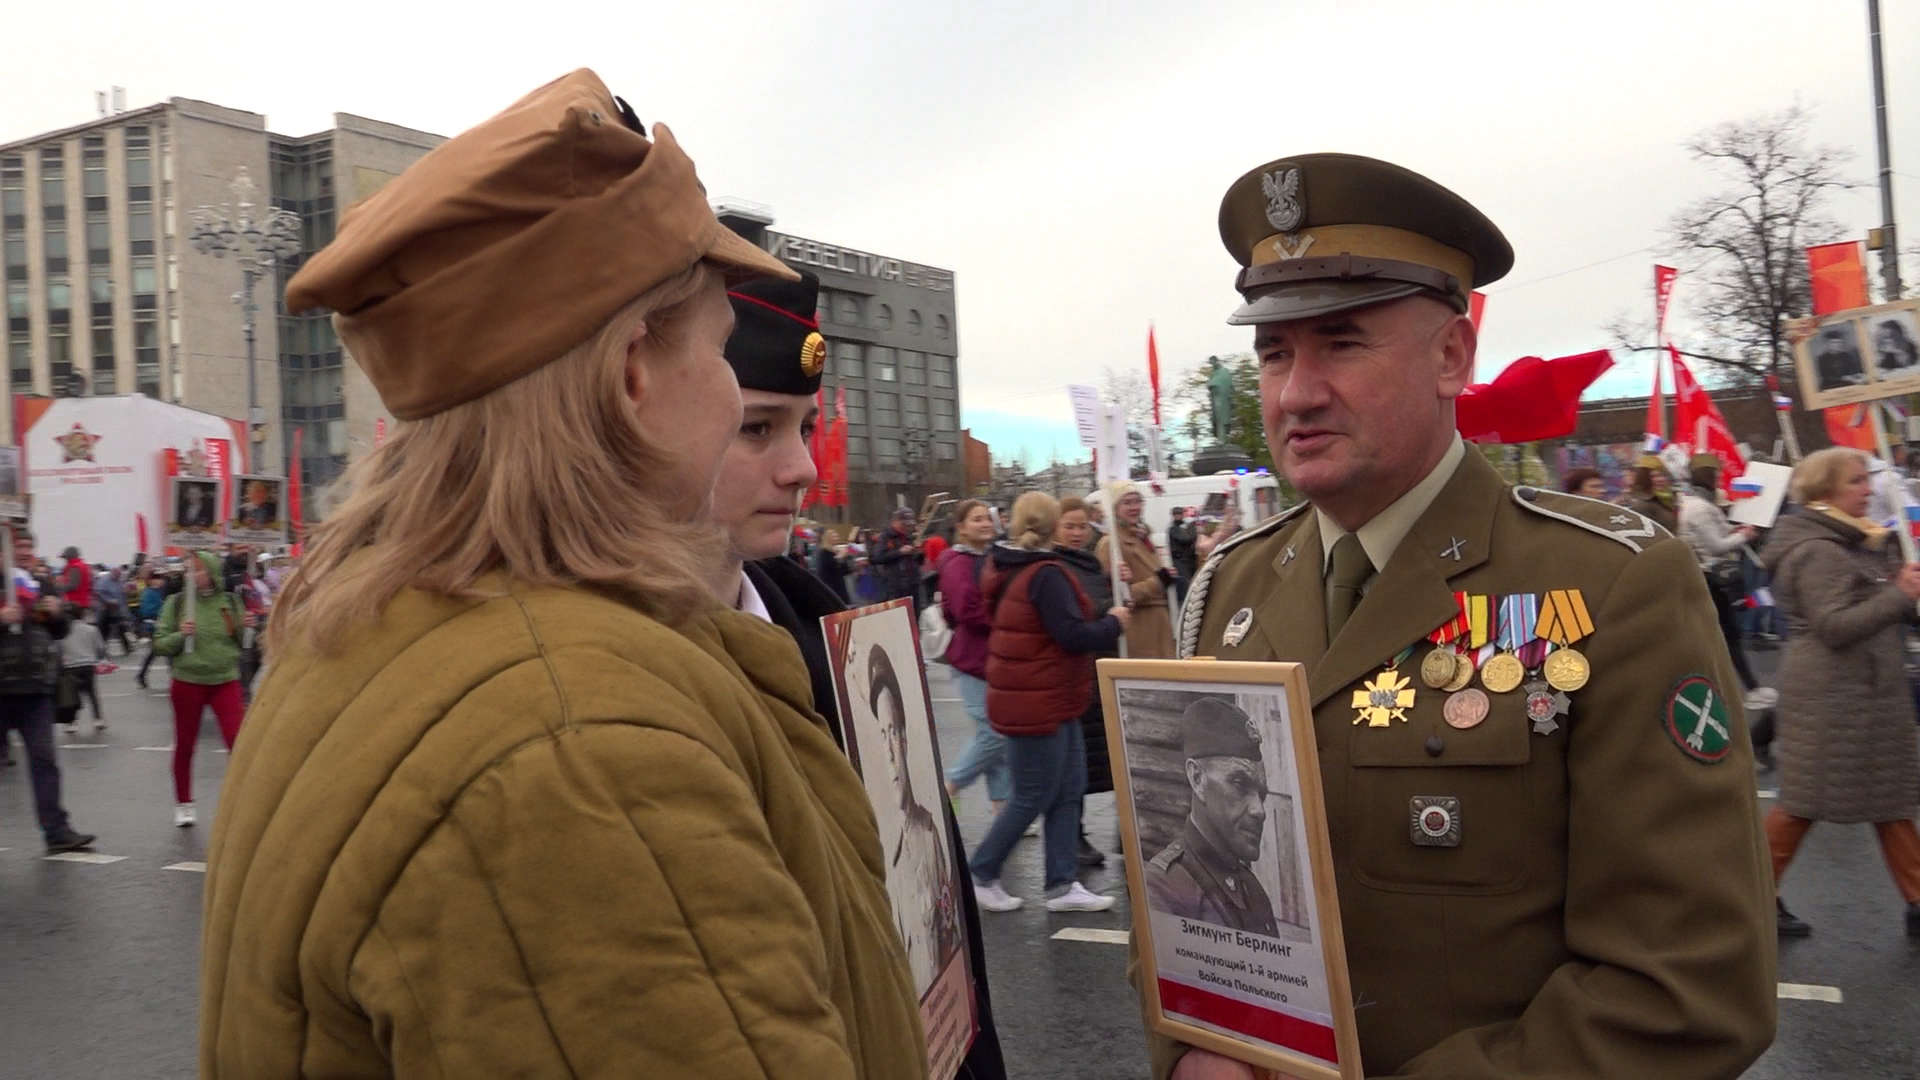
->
[713, 270, 1007, 1079]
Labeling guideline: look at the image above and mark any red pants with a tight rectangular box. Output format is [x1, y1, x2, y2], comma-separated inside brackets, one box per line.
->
[1766, 805, 1920, 904]
[171, 680, 243, 804]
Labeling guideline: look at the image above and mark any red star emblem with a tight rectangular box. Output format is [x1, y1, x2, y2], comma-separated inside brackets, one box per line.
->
[56, 424, 101, 463]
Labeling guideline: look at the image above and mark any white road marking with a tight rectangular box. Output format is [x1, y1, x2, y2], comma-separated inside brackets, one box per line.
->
[43, 852, 127, 865]
[134, 745, 174, 752]
[1777, 982, 1843, 1003]
[163, 861, 207, 873]
[1756, 789, 1778, 800]
[1051, 927, 1130, 945]
[59, 743, 110, 750]
[931, 697, 962, 704]
[102, 692, 139, 699]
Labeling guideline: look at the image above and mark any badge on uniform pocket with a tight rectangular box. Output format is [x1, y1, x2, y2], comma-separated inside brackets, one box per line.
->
[1409, 795, 1462, 848]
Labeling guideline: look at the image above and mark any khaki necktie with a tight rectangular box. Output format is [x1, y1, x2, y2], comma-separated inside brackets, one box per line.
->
[1325, 532, 1372, 643]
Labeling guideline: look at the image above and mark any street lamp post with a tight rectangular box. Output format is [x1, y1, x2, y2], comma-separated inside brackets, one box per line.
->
[187, 167, 300, 473]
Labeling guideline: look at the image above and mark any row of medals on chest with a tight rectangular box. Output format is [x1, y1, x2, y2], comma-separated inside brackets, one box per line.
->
[1356, 590, 1593, 737]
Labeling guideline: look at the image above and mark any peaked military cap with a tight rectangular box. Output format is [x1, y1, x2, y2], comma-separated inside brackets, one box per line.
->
[726, 270, 825, 396]
[1182, 696, 1261, 761]
[1218, 153, 1514, 325]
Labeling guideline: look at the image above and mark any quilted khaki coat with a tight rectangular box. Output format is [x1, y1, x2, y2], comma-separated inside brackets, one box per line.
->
[1762, 509, 1920, 823]
[200, 571, 927, 1078]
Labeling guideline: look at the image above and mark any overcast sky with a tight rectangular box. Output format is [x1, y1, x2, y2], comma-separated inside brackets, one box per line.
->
[7, 0, 1916, 465]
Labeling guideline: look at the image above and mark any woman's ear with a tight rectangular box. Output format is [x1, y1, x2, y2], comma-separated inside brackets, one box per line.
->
[624, 321, 650, 406]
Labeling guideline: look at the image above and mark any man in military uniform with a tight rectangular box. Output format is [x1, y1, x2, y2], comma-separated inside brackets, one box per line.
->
[1142, 696, 1279, 936]
[1143, 155, 1774, 1079]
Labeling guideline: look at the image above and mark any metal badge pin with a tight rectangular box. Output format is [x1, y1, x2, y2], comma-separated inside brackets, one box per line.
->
[1410, 795, 1462, 847]
[1223, 607, 1255, 647]
[1440, 536, 1466, 561]
[1280, 544, 1297, 566]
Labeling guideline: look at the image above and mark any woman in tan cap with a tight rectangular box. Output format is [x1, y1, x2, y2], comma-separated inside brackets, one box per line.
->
[198, 70, 925, 1079]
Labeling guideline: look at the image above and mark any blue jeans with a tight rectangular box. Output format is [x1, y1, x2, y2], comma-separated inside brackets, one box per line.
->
[968, 723, 1087, 894]
[944, 672, 1011, 803]
[0, 694, 72, 840]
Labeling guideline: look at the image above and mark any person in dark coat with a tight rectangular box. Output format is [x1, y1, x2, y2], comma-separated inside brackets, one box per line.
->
[812, 537, 852, 604]
[1055, 496, 1117, 868]
[709, 270, 1007, 1078]
[1166, 506, 1198, 607]
[871, 509, 924, 612]
[1759, 448, 1920, 939]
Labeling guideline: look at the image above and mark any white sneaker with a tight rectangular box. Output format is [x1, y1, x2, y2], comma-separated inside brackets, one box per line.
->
[173, 803, 195, 828]
[1046, 882, 1117, 912]
[974, 881, 1024, 912]
[92, 721, 107, 735]
[1023, 822, 1040, 838]
[1745, 687, 1779, 710]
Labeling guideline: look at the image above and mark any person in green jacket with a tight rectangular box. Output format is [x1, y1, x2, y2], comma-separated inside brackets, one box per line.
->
[152, 549, 254, 827]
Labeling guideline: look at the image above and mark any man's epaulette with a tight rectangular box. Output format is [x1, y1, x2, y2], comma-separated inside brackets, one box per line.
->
[1148, 842, 1184, 872]
[1178, 501, 1311, 658]
[1511, 487, 1671, 553]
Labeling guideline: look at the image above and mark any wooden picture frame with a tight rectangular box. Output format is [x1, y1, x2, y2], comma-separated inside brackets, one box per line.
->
[166, 475, 224, 552]
[227, 474, 288, 547]
[820, 597, 978, 1080]
[1099, 658, 1361, 1080]
[1794, 298, 1920, 410]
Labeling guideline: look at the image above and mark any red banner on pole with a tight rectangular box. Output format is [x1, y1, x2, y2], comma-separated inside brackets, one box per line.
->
[1468, 291, 1487, 333]
[288, 427, 304, 555]
[1670, 347, 1747, 486]
[1808, 241, 1869, 316]
[1455, 350, 1614, 444]
[205, 438, 232, 525]
[1654, 265, 1679, 336]
[1146, 325, 1163, 427]
[805, 390, 827, 509]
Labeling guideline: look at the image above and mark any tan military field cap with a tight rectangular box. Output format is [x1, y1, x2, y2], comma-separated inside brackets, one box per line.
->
[285, 68, 795, 420]
[1218, 153, 1513, 326]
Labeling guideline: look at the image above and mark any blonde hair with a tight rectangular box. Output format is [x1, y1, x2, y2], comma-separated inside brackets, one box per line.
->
[272, 265, 721, 652]
[1789, 447, 1867, 505]
[1009, 491, 1061, 550]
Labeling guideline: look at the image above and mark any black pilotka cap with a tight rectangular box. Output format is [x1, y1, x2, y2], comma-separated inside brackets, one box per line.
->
[725, 270, 825, 396]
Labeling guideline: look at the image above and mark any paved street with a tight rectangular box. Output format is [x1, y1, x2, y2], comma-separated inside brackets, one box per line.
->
[2, 649, 1916, 1078]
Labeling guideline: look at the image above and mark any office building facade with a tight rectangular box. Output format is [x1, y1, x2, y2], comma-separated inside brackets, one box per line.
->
[1, 97, 438, 489]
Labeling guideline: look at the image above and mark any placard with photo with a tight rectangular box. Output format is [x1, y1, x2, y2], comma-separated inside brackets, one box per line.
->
[0, 447, 27, 524]
[167, 476, 224, 550]
[821, 597, 977, 1079]
[1795, 299, 1920, 409]
[228, 474, 288, 546]
[1100, 658, 1360, 1080]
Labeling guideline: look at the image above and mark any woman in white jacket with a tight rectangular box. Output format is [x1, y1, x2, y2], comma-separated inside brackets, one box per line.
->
[1678, 453, 1775, 708]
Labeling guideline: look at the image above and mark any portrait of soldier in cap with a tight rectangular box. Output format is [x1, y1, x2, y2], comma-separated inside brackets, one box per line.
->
[1141, 696, 1285, 937]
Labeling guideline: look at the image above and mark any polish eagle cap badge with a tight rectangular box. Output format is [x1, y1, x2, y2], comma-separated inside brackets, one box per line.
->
[1262, 167, 1304, 233]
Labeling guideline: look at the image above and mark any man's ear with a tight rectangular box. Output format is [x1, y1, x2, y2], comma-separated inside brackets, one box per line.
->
[1185, 757, 1207, 801]
[624, 321, 651, 406]
[1436, 313, 1477, 400]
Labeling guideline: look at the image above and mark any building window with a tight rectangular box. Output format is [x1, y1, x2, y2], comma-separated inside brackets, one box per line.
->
[907, 309, 923, 336]
[847, 435, 869, 460]
[5, 282, 25, 319]
[873, 391, 899, 428]
[88, 268, 110, 305]
[833, 340, 863, 379]
[91, 320, 114, 394]
[135, 315, 160, 397]
[131, 258, 156, 298]
[47, 278, 71, 314]
[50, 328, 74, 396]
[873, 303, 893, 331]
[933, 397, 957, 432]
[836, 293, 862, 326]
[85, 214, 109, 260]
[934, 314, 951, 340]
[843, 388, 867, 424]
[930, 353, 954, 388]
[43, 221, 67, 274]
[40, 148, 66, 213]
[904, 395, 929, 429]
[870, 345, 896, 382]
[816, 287, 833, 325]
[8, 332, 28, 388]
[876, 436, 900, 464]
[125, 127, 152, 187]
[128, 202, 153, 255]
[902, 350, 925, 385]
[935, 441, 957, 461]
[0, 157, 23, 226]
[3, 233, 23, 271]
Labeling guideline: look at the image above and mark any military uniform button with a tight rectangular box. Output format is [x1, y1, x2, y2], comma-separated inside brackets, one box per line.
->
[1425, 735, 1445, 757]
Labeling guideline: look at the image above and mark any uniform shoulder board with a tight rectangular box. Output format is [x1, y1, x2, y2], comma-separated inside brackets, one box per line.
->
[1177, 501, 1311, 657]
[1512, 487, 1668, 553]
[1148, 842, 1184, 872]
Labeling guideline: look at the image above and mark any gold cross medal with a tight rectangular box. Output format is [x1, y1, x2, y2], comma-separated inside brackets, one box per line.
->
[1536, 589, 1595, 693]
[1420, 592, 1473, 690]
[1354, 646, 1417, 728]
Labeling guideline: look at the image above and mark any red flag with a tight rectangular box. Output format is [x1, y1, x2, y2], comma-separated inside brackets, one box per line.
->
[805, 390, 827, 509]
[1808, 241, 1869, 316]
[1468, 291, 1487, 333]
[1654, 265, 1679, 336]
[1146, 325, 1163, 427]
[832, 388, 850, 507]
[375, 418, 387, 447]
[1824, 404, 1878, 452]
[1455, 350, 1614, 443]
[135, 513, 149, 554]
[205, 438, 232, 527]
[288, 426, 304, 555]
[1670, 348, 1747, 486]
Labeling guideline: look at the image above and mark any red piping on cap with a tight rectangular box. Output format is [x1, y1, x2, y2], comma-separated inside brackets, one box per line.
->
[727, 290, 820, 331]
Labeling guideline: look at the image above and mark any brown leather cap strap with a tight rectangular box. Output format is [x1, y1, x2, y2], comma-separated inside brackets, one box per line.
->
[1237, 254, 1465, 307]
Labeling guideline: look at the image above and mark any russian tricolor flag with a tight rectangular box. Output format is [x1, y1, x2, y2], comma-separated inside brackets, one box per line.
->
[1772, 394, 1793, 411]
[1729, 477, 1764, 499]
[1906, 504, 1920, 540]
[1643, 433, 1667, 453]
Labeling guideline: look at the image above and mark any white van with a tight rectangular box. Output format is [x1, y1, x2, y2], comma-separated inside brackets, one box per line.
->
[1088, 470, 1289, 560]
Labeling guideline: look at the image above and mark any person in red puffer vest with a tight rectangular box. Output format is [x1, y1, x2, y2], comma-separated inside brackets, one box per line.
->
[969, 491, 1128, 916]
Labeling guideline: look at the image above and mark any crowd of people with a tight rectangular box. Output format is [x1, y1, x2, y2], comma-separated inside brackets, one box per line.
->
[0, 538, 280, 848]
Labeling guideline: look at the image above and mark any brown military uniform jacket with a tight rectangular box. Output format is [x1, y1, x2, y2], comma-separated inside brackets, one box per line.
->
[1142, 818, 1279, 936]
[1150, 452, 1774, 1078]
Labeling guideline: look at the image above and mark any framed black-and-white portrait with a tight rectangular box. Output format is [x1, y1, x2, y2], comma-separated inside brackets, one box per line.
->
[227, 474, 287, 546]
[1797, 299, 1920, 408]
[1100, 658, 1360, 1080]
[167, 476, 222, 550]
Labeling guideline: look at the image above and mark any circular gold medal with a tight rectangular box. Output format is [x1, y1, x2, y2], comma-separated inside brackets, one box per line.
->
[1443, 688, 1490, 730]
[1420, 646, 1460, 689]
[1544, 648, 1591, 693]
[1442, 651, 1475, 693]
[1481, 652, 1525, 695]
